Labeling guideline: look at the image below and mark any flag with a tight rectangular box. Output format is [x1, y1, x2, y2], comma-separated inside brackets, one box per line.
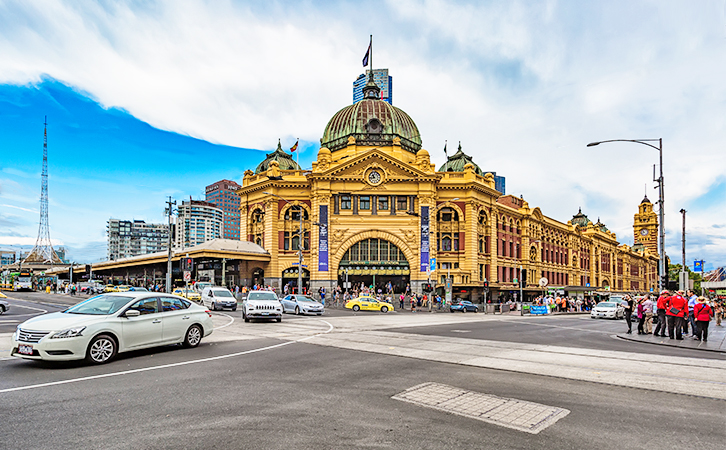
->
[290, 139, 298, 153]
[362, 41, 371, 67]
[443, 140, 448, 157]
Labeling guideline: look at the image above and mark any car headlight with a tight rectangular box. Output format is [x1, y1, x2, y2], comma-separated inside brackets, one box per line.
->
[51, 326, 86, 339]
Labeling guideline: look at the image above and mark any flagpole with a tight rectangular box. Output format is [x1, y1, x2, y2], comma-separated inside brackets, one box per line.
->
[296, 138, 299, 169]
[369, 35, 372, 73]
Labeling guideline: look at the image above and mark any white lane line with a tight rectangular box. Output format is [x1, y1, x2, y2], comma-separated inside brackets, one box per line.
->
[0, 320, 334, 394]
[5, 304, 48, 314]
[213, 311, 235, 330]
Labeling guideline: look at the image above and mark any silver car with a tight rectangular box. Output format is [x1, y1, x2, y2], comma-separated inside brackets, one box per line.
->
[280, 295, 324, 315]
[0, 298, 9, 314]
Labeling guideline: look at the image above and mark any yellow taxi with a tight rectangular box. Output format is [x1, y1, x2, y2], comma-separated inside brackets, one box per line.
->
[345, 296, 394, 313]
[115, 285, 132, 292]
[172, 288, 202, 302]
[104, 285, 118, 292]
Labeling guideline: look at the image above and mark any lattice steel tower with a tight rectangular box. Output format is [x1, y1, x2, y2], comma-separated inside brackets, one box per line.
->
[23, 117, 62, 265]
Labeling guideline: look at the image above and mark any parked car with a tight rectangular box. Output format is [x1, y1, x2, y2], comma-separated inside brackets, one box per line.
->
[173, 288, 202, 302]
[450, 300, 479, 313]
[201, 287, 237, 311]
[104, 285, 118, 293]
[590, 301, 625, 320]
[0, 298, 9, 314]
[242, 290, 282, 322]
[345, 296, 393, 313]
[280, 295, 324, 315]
[128, 286, 148, 292]
[10, 292, 214, 364]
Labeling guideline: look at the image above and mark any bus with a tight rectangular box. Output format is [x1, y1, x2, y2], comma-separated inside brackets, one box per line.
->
[14, 270, 33, 291]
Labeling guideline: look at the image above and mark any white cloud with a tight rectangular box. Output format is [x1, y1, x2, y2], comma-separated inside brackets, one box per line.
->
[0, 0, 724, 266]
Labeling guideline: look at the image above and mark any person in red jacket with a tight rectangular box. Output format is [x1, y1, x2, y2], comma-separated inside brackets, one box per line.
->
[653, 290, 670, 337]
[666, 291, 688, 340]
[693, 297, 713, 342]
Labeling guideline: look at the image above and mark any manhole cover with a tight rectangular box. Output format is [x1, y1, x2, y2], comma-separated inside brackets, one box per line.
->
[392, 382, 569, 434]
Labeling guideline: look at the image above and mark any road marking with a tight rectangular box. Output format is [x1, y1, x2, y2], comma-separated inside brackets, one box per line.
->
[393, 382, 570, 434]
[0, 320, 20, 323]
[4, 303, 48, 314]
[0, 319, 334, 394]
[212, 311, 235, 329]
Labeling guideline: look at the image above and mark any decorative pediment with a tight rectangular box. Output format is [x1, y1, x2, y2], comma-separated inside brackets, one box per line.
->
[313, 149, 433, 181]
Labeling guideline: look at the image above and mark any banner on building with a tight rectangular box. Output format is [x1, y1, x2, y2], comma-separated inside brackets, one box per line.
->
[420, 206, 429, 272]
[318, 205, 328, 271]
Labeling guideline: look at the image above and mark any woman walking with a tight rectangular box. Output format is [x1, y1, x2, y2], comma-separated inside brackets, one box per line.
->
[693, 297, 713, 342]
[623, 295, 634, 334]
[637, 298, 646, 335]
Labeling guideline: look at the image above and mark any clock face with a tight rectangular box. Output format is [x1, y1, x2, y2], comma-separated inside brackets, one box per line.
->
[640, 228, 649, 236]
[368, 170, 381, 184]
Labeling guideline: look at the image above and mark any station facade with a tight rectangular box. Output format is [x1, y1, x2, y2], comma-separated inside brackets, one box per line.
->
[238, 74, 659, 301]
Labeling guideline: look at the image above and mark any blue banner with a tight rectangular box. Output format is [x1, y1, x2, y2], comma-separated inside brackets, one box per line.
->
[694, 260, 703, 272]
[420, 206, 429, 272]
[530, 305, 549, 315]
[318, 205, 328, 271]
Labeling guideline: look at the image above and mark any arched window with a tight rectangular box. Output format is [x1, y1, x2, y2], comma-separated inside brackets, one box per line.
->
[282, 205, 310, 251]
[477, 210, 488, 254]
[250, 208, 265, 249]
[437, 207, 461, 252]
[341, 238, 407, 263]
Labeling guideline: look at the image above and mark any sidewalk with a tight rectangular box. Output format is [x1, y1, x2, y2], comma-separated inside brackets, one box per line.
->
[616, 324, 726, 353]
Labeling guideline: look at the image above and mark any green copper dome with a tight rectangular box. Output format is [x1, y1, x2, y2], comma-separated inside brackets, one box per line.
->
[254, 140, 302, 174]
[321, 75, 422, 153]
[571, 208, 591, 228]
[438, 143, 483, 175]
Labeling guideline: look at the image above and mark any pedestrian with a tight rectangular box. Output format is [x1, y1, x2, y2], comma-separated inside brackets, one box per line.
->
[666, 290, 688, 340]
[715, 301, 723, 326]
[654, 290, 669, 337]
[410, 295, 416, 312]
[687, 290, 698, 337]
[399, 293, 405, 310]
[623, 295, 634, 334]
[636, 298, 646, 334]
[642, 295, 654, 334]
[693, 296, 713, 342]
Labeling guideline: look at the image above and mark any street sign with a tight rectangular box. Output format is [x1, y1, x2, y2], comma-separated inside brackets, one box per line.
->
[538, 277, 548, 287]
[183, 271, 191, 282]
[430, 257, 436, 272]
[513, 278, 518, 284]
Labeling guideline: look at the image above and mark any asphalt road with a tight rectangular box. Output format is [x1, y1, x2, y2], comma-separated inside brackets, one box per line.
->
[387, 314, 726, 360]
[1, 337, 724, 450]
[0, 297, 66, 333]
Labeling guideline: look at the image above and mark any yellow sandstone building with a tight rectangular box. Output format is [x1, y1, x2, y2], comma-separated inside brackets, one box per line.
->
[238, 74, 658, 301]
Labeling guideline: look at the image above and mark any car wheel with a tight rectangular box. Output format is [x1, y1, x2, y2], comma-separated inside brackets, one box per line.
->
[85, 334, 117, 365]
[295, 306, 300, 315]
[243, 312, 249, 323]
[276, 317, 282, 323]
[231, 307, 237, 312]
[183, 325, 203, 348]
[0, 305, 5, 315]
[450, 309, 455, 313]
[352, 305, 360, 312]
[381, 306, 389, 313]
[211, 302, 217, 311]
[462, 308, 466, 313]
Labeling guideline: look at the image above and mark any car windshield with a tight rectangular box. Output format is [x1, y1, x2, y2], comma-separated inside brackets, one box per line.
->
[298, 296, 316, 302]
[597, 302, 616, 308]
[64, 295, 133, 315]
[248, 292, 277, 300]
[213, 290, 234, 298]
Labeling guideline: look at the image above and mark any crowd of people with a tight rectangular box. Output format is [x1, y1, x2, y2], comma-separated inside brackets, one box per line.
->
[646, 289, 721, 342]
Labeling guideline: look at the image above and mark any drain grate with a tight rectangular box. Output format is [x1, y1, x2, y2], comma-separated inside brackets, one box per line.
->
[392, 382, 570, 434]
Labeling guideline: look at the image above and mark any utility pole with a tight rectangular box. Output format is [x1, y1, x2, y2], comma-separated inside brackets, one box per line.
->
[165, 196, 176, 293]
[679, 208, 686, 292]
[519, 264, 523, 316]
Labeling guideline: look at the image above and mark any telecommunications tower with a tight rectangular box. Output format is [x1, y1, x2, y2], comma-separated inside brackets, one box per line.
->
[23, 117, 62, 265]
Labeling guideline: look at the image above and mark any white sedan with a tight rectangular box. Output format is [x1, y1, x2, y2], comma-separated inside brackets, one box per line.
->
[590, 301, 625, 320]
[10, 292, 214, 364]
[280, 294, 324, 315]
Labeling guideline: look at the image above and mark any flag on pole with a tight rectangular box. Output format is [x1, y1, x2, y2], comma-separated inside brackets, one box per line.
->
[362, 40, 371, 67]
[290, 139, 298, 153]
[443, 140, 448, 158]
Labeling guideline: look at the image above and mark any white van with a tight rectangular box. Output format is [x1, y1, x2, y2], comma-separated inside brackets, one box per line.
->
[201, 286, 237, 311]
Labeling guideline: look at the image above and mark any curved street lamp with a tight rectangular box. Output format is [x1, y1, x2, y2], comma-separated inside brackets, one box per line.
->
[587, 138, 665, 292]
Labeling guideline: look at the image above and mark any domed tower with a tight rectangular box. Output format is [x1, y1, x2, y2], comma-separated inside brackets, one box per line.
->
[438, 142, 484, 175]
[254, 140, 302, 174]
[321, 73, 422, 154]
[571, 208, 591, 228]
[633, 195, 658, 254]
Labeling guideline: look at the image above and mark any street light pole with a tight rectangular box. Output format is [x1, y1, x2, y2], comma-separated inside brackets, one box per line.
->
[165, 196, 176, 293]
[519, 264, 523, 316]
[587, 138, 665, 292]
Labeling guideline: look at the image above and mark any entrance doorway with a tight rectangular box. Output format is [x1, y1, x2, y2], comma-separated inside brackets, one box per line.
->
[282, 267, 310, 294]
[338, 238, 410, 295]
[252, 268, 264, 288]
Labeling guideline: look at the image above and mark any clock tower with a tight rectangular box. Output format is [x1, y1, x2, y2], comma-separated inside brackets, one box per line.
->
[633, 195, 658, 255]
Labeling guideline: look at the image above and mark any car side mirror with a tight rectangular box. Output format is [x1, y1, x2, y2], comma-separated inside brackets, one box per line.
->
[124, 309, 141, 318]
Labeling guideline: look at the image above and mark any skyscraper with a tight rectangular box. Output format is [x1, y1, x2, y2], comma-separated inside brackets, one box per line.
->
[175, 200, 223, 249]
[205, 179, 241, 240]
[107, 219, 169, 261]
[353, 69, 393, 104]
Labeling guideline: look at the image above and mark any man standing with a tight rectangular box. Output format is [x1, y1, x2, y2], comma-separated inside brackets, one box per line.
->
[642, 295, 654, 334]
[654, 290, 669, 337]
[687, 290, 698, 337]
[666, 290, 688, 340]
[623, 295, 634, 334]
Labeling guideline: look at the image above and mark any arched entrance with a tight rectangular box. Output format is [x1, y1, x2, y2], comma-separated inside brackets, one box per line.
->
[252, 268, 265, 288]
[281, 267, 310, 294]
[337, 238, 410, 294]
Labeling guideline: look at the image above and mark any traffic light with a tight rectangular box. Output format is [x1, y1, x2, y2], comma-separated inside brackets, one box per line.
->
[423, 283, 433, 292]
[521, 269, 527, 286]
[182, 258, 193, 271]
[483, 280, 489, 288]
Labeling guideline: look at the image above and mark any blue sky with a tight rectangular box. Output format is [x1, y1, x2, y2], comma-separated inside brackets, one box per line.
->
[0, 0, 724, 270]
